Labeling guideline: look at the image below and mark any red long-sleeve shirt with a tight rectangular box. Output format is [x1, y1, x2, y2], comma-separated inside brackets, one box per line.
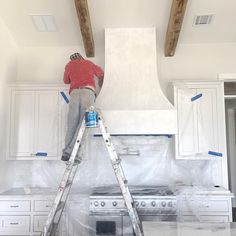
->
[64, 59, 104, 94]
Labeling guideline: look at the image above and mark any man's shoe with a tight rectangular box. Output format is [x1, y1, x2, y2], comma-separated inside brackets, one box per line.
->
[61, 153, 70, 162]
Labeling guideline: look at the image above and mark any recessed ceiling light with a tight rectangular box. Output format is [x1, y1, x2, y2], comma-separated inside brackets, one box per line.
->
[30, 14, 58, 32]
[193, 14, 215, 26]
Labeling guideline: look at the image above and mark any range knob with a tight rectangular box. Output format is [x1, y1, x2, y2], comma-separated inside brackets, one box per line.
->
[101, 201, 105, 207]
[141, 201, 146, 207]
[94, 201, 99, 207]
[168, 201, 173, 207]
[112, 201, 117, 207]
[134, 201, 139, 207]
[161, 201, 166, 207]
[151, 201, 156, 207]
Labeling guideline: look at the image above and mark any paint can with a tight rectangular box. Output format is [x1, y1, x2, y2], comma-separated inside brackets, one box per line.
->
[85, 107, 98, 127]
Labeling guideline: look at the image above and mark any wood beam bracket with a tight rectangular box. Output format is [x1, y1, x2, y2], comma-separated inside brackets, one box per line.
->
[164, 0, 188, 57]
[74, 0, 95, 57]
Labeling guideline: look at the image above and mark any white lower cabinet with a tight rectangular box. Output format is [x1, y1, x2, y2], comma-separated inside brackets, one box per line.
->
[178, 195, 233, 222]
[0, 192, 233, 235]
[0, 216, 30, 234]
[34, 200, 53, 212]
[0, 195, 69, 236]
[0, 200, 31, 212]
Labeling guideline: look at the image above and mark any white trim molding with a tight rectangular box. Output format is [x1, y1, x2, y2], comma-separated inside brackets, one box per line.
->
[218, 73, 236, 81]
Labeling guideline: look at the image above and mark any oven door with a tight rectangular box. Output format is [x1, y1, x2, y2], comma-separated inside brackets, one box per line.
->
[122, 214, 177, 235]
[89, 215, 122, 236]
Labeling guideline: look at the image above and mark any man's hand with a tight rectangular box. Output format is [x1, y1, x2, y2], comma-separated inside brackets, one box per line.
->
[98, 76, 104, 88]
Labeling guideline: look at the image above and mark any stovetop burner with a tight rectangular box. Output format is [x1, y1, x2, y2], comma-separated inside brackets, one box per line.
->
[91, 185, 175, 196]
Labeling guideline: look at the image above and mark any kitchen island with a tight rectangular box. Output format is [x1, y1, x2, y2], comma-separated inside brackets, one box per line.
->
[143, 221, 236, 236]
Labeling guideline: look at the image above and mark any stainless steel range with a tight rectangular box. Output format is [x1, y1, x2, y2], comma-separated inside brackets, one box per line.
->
[89, 186, 177, 236]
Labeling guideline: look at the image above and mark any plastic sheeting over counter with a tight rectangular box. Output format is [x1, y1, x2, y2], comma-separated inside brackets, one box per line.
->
[0, 132, 228, 235]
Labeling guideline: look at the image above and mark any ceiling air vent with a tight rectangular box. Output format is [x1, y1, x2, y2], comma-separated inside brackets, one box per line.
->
[194, 14, 214, 25]
[30, 14, 57, 32]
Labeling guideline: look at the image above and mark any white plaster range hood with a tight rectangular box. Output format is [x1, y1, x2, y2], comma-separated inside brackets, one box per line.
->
[95, 28, 177, 134]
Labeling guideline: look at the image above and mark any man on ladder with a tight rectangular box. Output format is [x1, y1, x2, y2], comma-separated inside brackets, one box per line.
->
[40, 53, 143, 236]
[61, 52, 104, 162]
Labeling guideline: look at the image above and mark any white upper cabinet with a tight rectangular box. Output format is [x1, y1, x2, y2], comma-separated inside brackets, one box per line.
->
[7, 84, 68, 160]
[9, 90, 35, 157]
[174, 82, 226, 160]
[34, 91, 59, 158]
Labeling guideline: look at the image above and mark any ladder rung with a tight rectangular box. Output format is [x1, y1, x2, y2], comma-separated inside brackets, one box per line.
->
[65, 182, 72, 189]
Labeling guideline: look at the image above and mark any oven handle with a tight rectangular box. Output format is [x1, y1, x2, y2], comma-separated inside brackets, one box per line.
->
[89, 210, 127, 216]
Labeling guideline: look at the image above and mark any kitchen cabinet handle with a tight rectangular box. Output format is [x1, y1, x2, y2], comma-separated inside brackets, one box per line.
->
[10, 222, 19, 225]
[10, 205, 19, 208]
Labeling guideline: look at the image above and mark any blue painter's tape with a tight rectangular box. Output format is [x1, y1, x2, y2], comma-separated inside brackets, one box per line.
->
[35, 152, 48, 157]
[60, 91, 69, 104]
[191, 93, 203, 102]
[208, 151, 223, 157]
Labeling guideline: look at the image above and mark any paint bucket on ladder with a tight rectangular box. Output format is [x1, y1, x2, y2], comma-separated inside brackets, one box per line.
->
[85, 106, 98, 127]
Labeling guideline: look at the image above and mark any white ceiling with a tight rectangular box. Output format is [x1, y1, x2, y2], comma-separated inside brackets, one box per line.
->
[0, 0, 236, 48]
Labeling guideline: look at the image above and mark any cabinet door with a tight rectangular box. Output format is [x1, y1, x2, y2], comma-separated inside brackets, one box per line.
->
[176, 88, 198, 156]
[9, 91, 35, 158]
[0, 216, 30, 234]
[197, 88, 219, 154]
[175, 85, 221, 159]
[34, 91, 59, 158]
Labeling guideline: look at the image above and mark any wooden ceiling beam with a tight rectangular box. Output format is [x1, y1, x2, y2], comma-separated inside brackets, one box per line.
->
[164, 0, 188, 57]
[74, 0, 94, 57]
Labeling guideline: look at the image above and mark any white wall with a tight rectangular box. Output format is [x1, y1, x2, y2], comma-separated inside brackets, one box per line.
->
[160, 43, 236, 81]
[0, 19, 18, 190]
[1, 29, 236, 191]
[17, 45, 105, 82]
[16, 41, 236, 96]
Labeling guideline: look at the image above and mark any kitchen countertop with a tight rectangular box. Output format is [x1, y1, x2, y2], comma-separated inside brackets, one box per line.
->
[143, 222, 236, 236]
[0, 185, 233, 196]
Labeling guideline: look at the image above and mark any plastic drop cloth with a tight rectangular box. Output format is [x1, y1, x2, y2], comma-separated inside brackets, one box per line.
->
[41, 129, 222, 235]
[0, 125, 225, 235]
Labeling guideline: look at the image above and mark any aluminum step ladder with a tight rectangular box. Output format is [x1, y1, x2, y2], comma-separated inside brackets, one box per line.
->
[40, 108, 143, 236]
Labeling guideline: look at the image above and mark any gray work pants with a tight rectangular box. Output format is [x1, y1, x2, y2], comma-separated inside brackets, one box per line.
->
[63, 88, 95, 155]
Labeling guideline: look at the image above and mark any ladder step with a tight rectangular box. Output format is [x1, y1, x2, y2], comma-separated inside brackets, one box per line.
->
[57, 201, 65, 211]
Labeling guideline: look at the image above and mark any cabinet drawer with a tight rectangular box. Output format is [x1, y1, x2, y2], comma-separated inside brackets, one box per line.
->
[33, 215, 47, 232]
[0, 215, 30, 232]
[34, 200, 53, 212]
[181, 215, 229, 222]
[198, 200, 229, 212]
[0, 201, 31, 212]
[182, 200, 229, 212]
